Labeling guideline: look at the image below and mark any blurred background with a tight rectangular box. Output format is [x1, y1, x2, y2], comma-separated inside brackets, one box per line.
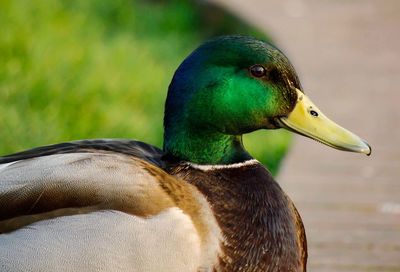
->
[0, 0, 399, 271]
[0, 0, 290, 176]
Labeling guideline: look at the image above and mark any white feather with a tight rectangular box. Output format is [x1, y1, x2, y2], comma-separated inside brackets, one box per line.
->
[0, 208, 201, 272]
[187, 159, 259, 171]
[0, 161, 18, 172]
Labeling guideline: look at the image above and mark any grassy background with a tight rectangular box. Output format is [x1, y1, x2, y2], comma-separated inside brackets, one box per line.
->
[0, 0, 292, 175]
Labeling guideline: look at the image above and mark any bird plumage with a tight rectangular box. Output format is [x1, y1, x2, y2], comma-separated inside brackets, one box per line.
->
[0, 35, 370, 271]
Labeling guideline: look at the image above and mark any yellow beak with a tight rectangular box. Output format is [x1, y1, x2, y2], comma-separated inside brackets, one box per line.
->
[278, 88, 371, 155]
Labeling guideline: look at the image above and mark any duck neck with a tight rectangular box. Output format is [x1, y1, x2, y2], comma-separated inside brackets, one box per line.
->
[163, 126, 251, 165]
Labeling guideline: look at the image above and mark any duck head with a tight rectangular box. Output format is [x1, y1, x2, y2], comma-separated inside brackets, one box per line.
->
[164, 36, 370, 164]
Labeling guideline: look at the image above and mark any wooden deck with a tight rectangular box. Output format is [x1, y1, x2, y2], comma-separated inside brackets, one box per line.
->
[213, 0, 400, 271]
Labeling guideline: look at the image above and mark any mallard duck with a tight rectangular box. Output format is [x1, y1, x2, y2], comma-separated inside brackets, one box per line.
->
[0, 36, 370, 272]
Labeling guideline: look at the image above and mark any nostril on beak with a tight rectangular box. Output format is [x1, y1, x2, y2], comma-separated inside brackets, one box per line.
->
[310, 110, 318, 117]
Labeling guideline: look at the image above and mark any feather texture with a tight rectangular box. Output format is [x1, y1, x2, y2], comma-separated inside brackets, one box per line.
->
[0, 209, 201, 272]
[0, 146, 221, 271]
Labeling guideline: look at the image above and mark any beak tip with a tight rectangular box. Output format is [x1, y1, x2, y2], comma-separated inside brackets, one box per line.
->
[363, 142, 372, 156]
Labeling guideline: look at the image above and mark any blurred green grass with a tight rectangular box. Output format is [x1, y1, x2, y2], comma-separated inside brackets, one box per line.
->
[0, 0, 292, 175]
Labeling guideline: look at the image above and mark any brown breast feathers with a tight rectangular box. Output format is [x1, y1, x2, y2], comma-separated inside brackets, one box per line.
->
[169, 161, 307, 272]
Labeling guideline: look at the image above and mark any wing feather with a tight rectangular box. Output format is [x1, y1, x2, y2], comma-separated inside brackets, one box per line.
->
[0, 152, 174, 232]
[0, 139, 164, 166]
[0, 143, 216, 271]
[0, 209, 201, 272]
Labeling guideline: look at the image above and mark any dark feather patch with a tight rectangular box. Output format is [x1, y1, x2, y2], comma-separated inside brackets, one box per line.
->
[0, 139, 164, 168]
[169, 162, 307, 272]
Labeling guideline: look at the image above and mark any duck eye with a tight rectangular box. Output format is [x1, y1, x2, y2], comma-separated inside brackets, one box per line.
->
[249, 65, 266, 78]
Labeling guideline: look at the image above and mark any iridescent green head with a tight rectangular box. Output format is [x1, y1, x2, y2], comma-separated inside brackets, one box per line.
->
[164, 36, 370, 164]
